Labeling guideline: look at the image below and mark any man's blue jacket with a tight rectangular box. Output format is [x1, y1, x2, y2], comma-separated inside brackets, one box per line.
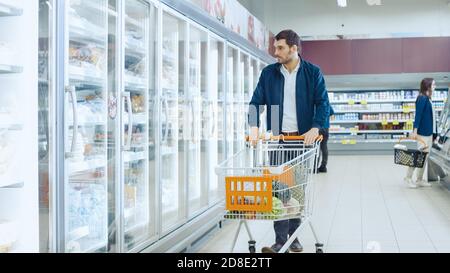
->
[249, 57, 330, 135]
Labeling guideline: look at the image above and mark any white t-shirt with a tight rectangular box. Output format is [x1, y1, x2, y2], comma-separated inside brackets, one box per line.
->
[280, 60, 300, 132]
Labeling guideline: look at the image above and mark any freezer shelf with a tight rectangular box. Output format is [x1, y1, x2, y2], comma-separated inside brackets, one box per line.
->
[0, 64, 23, 74]
[124, 151, 146, 162]
[125, 75, 147, 89]
[68, 157, 107, 174]
[0, 175, 24, 188]
[0, 2, 22, 17]
[69, 65, 104, 85]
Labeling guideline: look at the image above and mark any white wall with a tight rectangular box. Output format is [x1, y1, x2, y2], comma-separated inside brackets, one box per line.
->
[238, 0, 450, 39]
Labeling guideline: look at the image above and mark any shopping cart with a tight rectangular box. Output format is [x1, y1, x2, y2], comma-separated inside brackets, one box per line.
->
[215, 134, 324, 253]
[394, 137, 428, 168]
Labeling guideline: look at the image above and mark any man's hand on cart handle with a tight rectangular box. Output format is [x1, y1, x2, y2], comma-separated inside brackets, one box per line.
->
[302, 128, 319, 145]
[410, 128, 418, 140]
[249, 126, 259, 147]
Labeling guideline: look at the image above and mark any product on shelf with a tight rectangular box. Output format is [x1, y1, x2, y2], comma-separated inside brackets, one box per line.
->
[67, 183, 107, 251]
[69, 44, 105, 72]
[130, 94, 145, 113]
[125, 29, 144, 49]
[125, 56, 146, 77]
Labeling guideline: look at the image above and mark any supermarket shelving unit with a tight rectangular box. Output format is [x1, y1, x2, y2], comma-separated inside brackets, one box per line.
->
[328, 88, 448, 154]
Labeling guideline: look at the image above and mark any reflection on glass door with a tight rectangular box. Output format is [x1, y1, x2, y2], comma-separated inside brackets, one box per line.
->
[187, 25, 207, 216]
[258, 62, 267, 133]
[65, 0, 108, 253]
[122, 0, 155, 251]
[206, 36, 225, 204]
[161, 11, 185, 232]
[235, 52, 248, 153]
[38, 0, 53, 253]
[106, 0, 118, 253]
[226, 46, 238, 159]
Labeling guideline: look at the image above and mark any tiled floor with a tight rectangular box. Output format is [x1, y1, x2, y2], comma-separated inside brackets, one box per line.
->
[196, 155, 450, 253]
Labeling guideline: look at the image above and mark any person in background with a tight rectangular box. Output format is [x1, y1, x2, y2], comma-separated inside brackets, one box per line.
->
[248, 29, 330, 253]
[405, 78, 437, 188]
[317, 105, 334, 173]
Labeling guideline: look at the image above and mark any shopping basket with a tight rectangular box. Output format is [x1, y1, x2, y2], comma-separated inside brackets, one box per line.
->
[394, 137, 428, 168]
[215, 134, 324, 253]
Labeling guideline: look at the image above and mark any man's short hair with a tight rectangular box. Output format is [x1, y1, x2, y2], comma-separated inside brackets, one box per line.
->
[275, 29, 301, 48]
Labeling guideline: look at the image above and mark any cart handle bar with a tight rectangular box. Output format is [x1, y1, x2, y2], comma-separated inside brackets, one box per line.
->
[398, 137, 428, 150]
[245, 135, 323, 142]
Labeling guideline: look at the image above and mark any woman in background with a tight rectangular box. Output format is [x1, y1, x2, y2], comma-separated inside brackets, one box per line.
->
[405, 78, 437, 188]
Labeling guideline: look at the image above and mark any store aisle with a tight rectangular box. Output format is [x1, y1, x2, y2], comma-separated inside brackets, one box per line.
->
[196, 156, 450, 253]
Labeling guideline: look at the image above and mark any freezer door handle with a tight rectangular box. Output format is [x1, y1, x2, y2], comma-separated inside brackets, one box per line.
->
[210, 101, 216, 138]
[65, 86, 78, 158]
[123, 92, 133, 151]
[162, 97, 169, 143]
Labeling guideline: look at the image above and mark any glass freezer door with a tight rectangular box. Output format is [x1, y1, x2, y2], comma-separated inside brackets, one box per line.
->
[187, 25, 207, 216]
[161, 11, 186, 233]
[226, 46, 238, 159]
[122, 0, 155, 251]
[64, 0, 109, 253]
[205, 36, 225, 204]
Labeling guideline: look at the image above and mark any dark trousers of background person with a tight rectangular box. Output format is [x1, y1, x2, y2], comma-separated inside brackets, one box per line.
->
[269, 139, 301, 246]
[319, 128, 329, 169]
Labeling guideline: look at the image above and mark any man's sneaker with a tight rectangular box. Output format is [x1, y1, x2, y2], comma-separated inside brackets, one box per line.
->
[404, 177, 417, 188]
[261, 243, 288, 253]
[417, 180, 432, 187]
[289, 239, 304, 253]
[317, 166, 327, 173]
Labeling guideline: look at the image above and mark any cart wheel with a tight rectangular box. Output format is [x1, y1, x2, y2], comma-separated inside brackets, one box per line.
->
[248, 240, 256, 253]
[249, 246, 256, 253]
[315, 243, 324, 253]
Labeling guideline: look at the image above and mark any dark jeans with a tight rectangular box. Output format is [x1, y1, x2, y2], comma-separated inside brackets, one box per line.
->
[319, 128, 329, 168]
[274, 218, 301, 245]
[269, 137, 302, 245]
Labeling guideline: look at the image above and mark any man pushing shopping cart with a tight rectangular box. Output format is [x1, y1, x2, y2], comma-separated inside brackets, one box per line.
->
[216, 29, 331, 254]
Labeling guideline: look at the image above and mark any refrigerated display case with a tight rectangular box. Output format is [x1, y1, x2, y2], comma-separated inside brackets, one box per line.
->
[32, 0, 273, 253]
[0, 0, 39, 253]
[429, 89, 450, 190]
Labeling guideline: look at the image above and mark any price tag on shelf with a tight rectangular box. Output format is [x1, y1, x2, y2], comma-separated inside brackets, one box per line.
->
[349, 128, 358, 135]
[402, 106, 410, 113]
[361, 100, 368, 105]
[381, 120, 388, 126]
[348, 100, 355, 105]
[392, 120, 399, 125]
[349, 139, 357, 145]
[341, 139, 350, 145]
